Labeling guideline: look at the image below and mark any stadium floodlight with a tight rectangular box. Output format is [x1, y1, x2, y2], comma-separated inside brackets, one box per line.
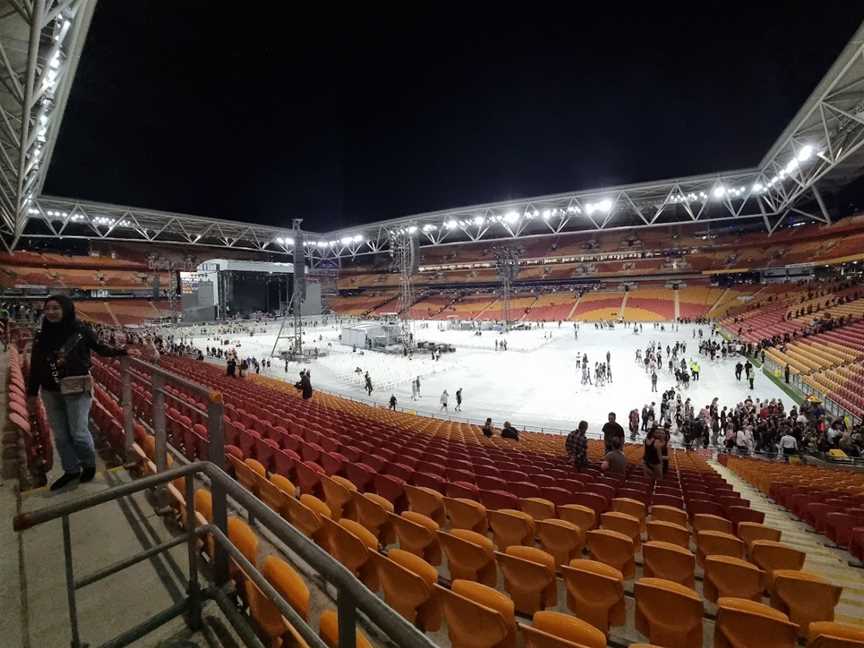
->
[712, 185, 726, 199]
[407, 225, 418, 234]
[504, 210, 519, 224]
[752, 182, 764, 192]
[276, 237, 284, 244]
[286, 237, 294, 245]
[797, 144, 814, 162]
[340, 236, 352, 244]
[542, 209, 551, 219]
[784, 158, 798, 174]
[353, 234, 364, 241]
[444, 219, 457, 230]
[422, 224, 436, 231]
[473, 216, 485, 226]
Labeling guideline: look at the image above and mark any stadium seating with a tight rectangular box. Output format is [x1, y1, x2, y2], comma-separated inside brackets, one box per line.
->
[76, 350, 860, 646]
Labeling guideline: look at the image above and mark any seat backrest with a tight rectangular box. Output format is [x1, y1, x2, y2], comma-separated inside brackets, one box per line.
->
[737, 522, 781, 546]
[522, 609, 607, 648]
[436, 581, 513, 648]
[558, 504, 596, 531]
[262, 554, 310, 620]
[807, 621, 864, 648]
[649, 504, 688, 527]
[693, 513, 734, 534]
[714, 596, 798, 648]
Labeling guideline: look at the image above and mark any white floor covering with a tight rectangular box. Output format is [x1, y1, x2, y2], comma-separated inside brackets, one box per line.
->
[168, 319, 790, 437]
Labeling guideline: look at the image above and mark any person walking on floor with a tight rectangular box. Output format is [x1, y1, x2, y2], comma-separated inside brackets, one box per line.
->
[27, 295, 130, 491]
[455, 387, 463, 412]
[364, 371, 373, 396]
[440, 389, 449, 411]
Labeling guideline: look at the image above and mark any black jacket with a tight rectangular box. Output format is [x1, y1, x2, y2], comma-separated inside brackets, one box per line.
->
[27, 322, 126, 395]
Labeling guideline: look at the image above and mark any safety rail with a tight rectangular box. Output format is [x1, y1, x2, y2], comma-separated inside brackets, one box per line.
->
[13, 461, 435, 648]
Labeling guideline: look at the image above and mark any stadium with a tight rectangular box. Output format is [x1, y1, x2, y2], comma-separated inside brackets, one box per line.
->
[3, 4, 864, 648]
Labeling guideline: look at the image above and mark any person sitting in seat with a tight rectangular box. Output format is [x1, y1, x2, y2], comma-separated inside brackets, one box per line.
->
[501, 421, 519, 441]
[601, 436, 627, 475]
[482, 417, 494, 437]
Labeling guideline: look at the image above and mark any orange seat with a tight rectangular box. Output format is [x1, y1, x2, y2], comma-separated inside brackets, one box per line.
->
[696, 530, 744, 566]
[258, 479, 293, 520]
[444, 496, 489, 533]
[323, 517, 379, 590]
[600, 511, 641, 549]
[495, 545, 557, 615]
[771, 570, 842, 636]
[321, 474, 357, 520]
[390, 510, 441, 565]
[560, 559, 625, 635]
[227, 516, 258, 581]
[641, 540, 695, 587]
[261, 554, 310, 620]
[703, 555, 765, 603]
[586, 528, 635, 579]
[243, 577, 309, 648]
[737, 522, 782, 556]
[488, 509, 535, 549]
[521, 497, 557, 521]
[372, 549, 441, 631]
[634, 577, 703, 648]
[318, 608, 373, 648]
[285, 494, 330, 547]
[270, 473, 296, 498]
[536, 519, 585, 569]
[807, 621, 864, 648]
[354, 491, 395, 544]
[612, 497, 646, 528]
[693, 513, 734, 534]
[438, 528, 498, 586]
[646, 520, 690, 549]
[558, 504, 596, 531]
[520, 610, 606, 648]
[750, 540, 806, 588]
[436, 580, 517, 648]
[714, 597, 798, 648]
[649, 504, 688, 527]
[404, 484, 446, 526]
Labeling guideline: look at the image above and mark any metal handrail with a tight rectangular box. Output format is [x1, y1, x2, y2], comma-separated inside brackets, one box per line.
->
[14, 461, 436, 648]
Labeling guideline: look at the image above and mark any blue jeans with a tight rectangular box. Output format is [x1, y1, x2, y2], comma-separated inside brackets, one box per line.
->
[41, 390, 95, 474]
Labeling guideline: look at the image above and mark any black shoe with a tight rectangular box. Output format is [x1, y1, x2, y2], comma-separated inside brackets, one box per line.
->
[80, 466, 96, 483]
[50, 472, 81, 491]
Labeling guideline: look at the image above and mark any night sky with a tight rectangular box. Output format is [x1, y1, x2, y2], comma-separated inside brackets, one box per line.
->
[44, 3, 864, 233]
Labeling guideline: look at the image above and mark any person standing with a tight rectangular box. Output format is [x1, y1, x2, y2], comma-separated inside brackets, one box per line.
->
[388, 394, 397, 411]
[602, 412, 625, 453]
[784, 364, 791, 384]
[440, 389, 449, 411]
[628, 408, 640, 441]
[455, 388, 463, 412]
[643, 427, 663, 480]
[566, 421, 589, 471]
[651, 370, 658, 392]
[735, 361, 743, 381]
[364, 372, 373, 396]
[300, 370, 313, 399]
[27, 295, 129, 490]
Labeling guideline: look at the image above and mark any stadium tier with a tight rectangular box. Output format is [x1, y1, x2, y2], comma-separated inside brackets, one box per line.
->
[19, 352, 849, 646]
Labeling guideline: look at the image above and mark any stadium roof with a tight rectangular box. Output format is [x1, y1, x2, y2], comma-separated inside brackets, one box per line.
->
[2, 8, 864, 260]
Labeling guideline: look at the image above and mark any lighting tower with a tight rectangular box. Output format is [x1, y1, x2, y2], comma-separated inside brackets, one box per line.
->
[389, 226, 417, 350]
[493, 246, 520, 330]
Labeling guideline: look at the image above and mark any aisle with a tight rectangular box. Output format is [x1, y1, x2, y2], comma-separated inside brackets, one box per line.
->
[711, 461, 864, 626]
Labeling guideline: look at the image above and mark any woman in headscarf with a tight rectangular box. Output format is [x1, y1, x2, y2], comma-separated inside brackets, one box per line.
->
[26, 295, 129, 490]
